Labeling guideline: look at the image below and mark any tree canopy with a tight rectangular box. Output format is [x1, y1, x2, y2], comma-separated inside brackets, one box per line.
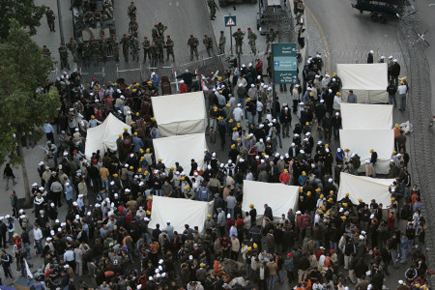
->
[0, 19, 60, 165]
[0, 0, 45, 41]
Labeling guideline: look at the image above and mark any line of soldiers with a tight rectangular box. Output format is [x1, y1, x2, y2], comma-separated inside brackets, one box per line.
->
[230, 27, 276, 55]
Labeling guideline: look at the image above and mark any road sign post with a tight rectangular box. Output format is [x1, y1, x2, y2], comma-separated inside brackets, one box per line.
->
[224, 14, 237, 55]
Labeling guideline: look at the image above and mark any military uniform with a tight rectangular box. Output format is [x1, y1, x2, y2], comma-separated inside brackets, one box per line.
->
[188, 35, 199, 61]
[110, 34, 120, 61]
[42, 46, 52, 60]
[203, 35, 214, 57]
[58, 44, 70, 70]
[83, 42, 93, 66]
[129, 18, 138, 34]
[103, 0, 114, 18]
[130, 36, 139, 61]
[94, 10, 102, 27]
[151, 25, 159, 41]
[142, 37, 151, 63]
[232, 28, 245, 54]
[266, 28, 277, 53]
[91, 39, 100, 64]
[67, 37, 78, 62]
[247, 28, 257, 54]
[165, 35, 175, 62]
[84, 10, 94, 27]
[45, 7, 56, 32]
[127, 2, 137, 20]
[121, 34, 130, 62]
[155, 36, 164, 63]
[218, 31, 226, 54]
[149, 41, 158, 67]
[100, 36, 108, 62]
[156, 22, 167, 39]
[207, 0, 218, 20]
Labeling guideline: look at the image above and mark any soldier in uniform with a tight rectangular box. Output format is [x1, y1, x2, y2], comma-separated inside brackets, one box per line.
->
[151, 25, 159, 41]
[129, 17, 138, 34]
[58, 43, 70, 70]
[218, 31, 226, 54]
[84, 10, 95, 27]
[100, 35, 107, 62]
[266, 28, 277, 53]
[165, 35, 175, 62]
[142, 37, 151, 63]
[149, 41, 158, 67]
[42, 45, 51, 60]
[203, 34, 214, 57]
[82, 41, 93, 67]
[94, 9, 102, 27]
[247, 27, 257, 55]
[156, 22, 167, 39]
[130, 35, 140, 62]
[155, 36, 164, 63]
[45, 7, 56, 32]
[127, 2, 137, 21]
[110, 34, 120, 62]
[92, 39, 100, 65]
[187, 34, 199, 61]
[121, 34, 130, 62]
[67, 37, 78, 62]
[232, 28, 245, 54]
[207, 0, 219, 20]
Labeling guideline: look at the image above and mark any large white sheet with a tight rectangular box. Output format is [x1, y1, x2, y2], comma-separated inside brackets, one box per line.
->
[85, 113, 131, 159]
[337, 63, 388, 103]
[153, 133, 207, 171]
[148, 196, 214, 233]
[338, 172, 395, 206]
[341, 103, 393, 130]
[152, 92, 206, 137]
[339, 129, 394, 174]
[241, 180, 299, 221]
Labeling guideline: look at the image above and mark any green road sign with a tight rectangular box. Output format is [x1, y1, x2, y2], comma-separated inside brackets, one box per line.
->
[272, 43, 298, 84]
[224, 15, 237, 27]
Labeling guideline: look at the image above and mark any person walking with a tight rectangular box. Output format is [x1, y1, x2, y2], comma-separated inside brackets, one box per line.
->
[3, 164, 17, 191]
[45, 7, 56, 32]
[1, 250, 13, 280]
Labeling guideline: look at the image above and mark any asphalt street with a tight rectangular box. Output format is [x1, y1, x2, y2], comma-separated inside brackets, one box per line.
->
[0, 0, 421, 288]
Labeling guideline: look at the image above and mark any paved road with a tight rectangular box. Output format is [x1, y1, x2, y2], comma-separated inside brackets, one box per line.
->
[416, 0, 435, 116]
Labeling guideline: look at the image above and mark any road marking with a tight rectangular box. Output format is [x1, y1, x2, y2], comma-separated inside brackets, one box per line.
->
[305, 5, 332, 75]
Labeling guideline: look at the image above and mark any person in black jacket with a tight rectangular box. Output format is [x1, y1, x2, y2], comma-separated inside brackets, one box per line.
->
[263, 204, 273, 221]
[254, 262, 269, 290]
[370, 149, 378, 177]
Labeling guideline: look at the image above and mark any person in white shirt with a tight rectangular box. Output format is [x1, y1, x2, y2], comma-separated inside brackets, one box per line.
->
[33, 224, 44, 257]
[397, 81, 408, 111]
[43, 123, 55, 143]
[233, 104, 244, 122]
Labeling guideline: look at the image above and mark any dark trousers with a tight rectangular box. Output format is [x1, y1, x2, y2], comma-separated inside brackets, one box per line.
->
[0, 233, 6, 248]
[3, 265, 13, 278]
[53, 191, 62, 207]
[258, 279, 267, 290]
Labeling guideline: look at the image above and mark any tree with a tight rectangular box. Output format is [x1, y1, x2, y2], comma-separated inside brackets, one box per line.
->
[0, 0, 45, 41]
[0, 19, 60, 204]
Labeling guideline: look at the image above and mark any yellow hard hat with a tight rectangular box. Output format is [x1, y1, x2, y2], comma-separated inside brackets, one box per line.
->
[146, 210, 151, 214]
[253, 243, 258, 249]
[207, 214, 211, 218]
[249, 204, 254, 208]
[91, 115, 95, 119]
[148, 196, 153, 200]
[184, 185, 190, 189]
[248, 246, 252, 251]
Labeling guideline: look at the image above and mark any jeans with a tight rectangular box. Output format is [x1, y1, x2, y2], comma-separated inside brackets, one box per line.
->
[333, 127, 339, 139]
[257, 111, 263, 123]
[238, 97, 246, 109]
[400, 94, 406, 111]
[154, 189, 162, 196]
[5, 176, 17, 191]
[247, 111, 255, 125]
[372, 162, 377, 178]
[268, 274, 277, 290]
[389, 94, 396, 107]
[277, 134, 282, 148]
[23, 242, 32, 259]
[35, 240, 43, 256]
[282, 123, 290, 137]
[391, 249, 398, 268]
[400, 247, 408, 263]
[101, 179, 109, 190]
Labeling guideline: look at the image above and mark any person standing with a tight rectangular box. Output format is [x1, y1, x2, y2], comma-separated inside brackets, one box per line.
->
[58, 43, 70, 70]
[45, 7, 56, 32]
[142, 37, 151, 63]
[203, 35, 214, 57]
[367, 50, 374, 63]
[10, 191, 18, 218]
[187, 35, 199, 61]
[255, 262, 269, 290]
[218, 31, 226, 54]
[398, 81, 408, 111]
[165, 35, 175, 62]
[44, 123, 55, 144]
[232, 28, 245, 54]
[370, 149, 378, 178]
[266, 28, 276, 53]
[3, 164, 17, 191]
[386, 81, 397, 107]
[247, 28, 257, 55]
[0, 250, 14, 280]
[347, 90, 357, 103]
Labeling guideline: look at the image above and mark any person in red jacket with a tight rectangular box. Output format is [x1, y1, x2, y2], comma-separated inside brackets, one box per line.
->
[179, 79, 188, 94]
[279, 169, 291, 184]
